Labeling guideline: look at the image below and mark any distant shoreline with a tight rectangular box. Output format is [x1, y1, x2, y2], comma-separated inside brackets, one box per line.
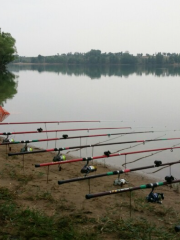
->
[10, 62, 180, 66]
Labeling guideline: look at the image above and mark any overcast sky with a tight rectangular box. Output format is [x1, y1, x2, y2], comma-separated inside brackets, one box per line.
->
[1, 0, 180, 57]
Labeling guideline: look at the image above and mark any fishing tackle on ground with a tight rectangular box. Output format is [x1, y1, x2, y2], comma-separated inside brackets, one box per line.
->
[2, 136, 14, 143]
[146, 192, 164, 204]
[53, 152, 66, 162]
[53, 151, 66, 171]
[21, 147, 33, 152]
[81, 164, 97, 174]
[146, 186, 164, 204]
[114, 178, 127, 186]
[20, 143, 33, 152]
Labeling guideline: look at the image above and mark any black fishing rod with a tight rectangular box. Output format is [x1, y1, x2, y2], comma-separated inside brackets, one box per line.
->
[58, 160, 180, 185]
[86, 177, 179, 199]
[8, 136, 180, 156]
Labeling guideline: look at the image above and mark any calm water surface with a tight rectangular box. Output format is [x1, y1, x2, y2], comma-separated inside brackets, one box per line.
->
[1, 65, 180, 180]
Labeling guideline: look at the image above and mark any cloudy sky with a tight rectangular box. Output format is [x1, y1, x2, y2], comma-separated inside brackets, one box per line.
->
[1, 0, 180, 57]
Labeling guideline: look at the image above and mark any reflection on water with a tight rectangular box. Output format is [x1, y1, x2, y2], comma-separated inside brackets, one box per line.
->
[0, 71, 18, 106]
[1, 64, 180, 180]
[8, 64, 180, 79]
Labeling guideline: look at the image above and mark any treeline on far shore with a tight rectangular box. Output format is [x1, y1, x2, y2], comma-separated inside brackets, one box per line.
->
[13, 49, 180, 65]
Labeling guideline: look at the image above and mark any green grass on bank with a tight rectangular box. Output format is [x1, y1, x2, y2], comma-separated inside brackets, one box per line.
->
[1, 187, 180, 240]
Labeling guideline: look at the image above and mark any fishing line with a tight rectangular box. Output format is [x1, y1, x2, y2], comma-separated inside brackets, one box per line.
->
[122, 141, 180, 167]
[64, 130, 155, 154]
[114, 134, 166, 156]
[44, 123, 49, 148]
[147, 165, 169, 174]
[66, 134, 125, 154]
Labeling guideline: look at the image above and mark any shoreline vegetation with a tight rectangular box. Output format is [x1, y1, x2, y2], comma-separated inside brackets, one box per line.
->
[1, 137, 180, 239]
[8, 62, 180, 80]
[0, 30, 16, 71]
[13, 49, 180, 66]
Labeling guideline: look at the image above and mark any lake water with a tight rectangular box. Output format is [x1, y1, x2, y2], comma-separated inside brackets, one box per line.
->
[1, 64, 180, 180]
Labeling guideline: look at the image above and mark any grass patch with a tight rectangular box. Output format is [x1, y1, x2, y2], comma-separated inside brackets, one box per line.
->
[0, 187, 99, 240]
[95, 217, 180, 240]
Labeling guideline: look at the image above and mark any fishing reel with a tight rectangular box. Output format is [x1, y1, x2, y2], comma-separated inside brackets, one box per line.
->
[81, 164, 97, 176]
[146, 192, 164, 204]
[165, 175, 174, 183]
[154, 160, 162, 167]
[146, 186, 164, 204]
[62, 134, 68, 139]
[104, 150, 111, 157]
[53, 150, 66, 171]
[37, 128, 43, 132]
[113, 171, 127, 187]
[2, 136, 14, 143]
[114, 178, 127, 187]
[81, 157, 97, 176]
[20, 143, 33, 152]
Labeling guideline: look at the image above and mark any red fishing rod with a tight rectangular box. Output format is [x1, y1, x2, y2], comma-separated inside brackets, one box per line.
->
[0, 127, 130, 136]
[58, 160, 180, 185]
[0, 131, 154, 145]
[8, 136, 180, 156]
[34, 145, 180, 168]
[0, 120, 102, 125]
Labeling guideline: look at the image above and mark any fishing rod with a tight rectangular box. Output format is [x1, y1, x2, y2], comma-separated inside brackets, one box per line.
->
[0, 120, 134, 126]
[85, 177, 179, 199]
[34, 145, 180, 168]
[58, 160, 180, 185]
[8, 136, 180, 156]
[0, 120, 104, 125]
[0, 130, 154, 146]
[0, 127, 130, 136]
[64, 133, 164, 155]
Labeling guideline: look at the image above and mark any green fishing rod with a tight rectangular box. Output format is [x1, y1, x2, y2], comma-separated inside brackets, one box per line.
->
[58, 160, 180, 185]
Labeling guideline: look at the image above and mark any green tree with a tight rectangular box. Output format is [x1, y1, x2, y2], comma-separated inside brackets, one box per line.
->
[156, 53, 164, 65]
[0, 71, 18, 105]
[0, 29, 17, 70]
